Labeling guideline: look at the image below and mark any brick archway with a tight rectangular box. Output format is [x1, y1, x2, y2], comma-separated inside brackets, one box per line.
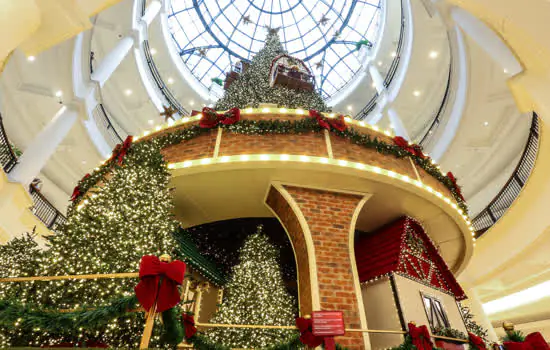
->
[265, 183, 371, 350]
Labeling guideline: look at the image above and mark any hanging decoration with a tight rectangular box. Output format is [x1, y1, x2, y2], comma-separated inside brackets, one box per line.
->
[446, 172, 465, 201]
[355, 39, 373, 51]
[160, 105, 178, 122]
[296, 317, 323, 348]
[211, 77, 224, 86]
[309, 109, 347, 132]
[393, 136, 426, 159]
[182, 313, 197, 339]
[199, 107, 241, 128]
[469, 332, 487, 350]
[134, 255, 186, 313]
[70, 173, 90, 202]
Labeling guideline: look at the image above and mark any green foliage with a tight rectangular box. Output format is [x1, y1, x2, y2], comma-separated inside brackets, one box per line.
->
[433, 327, 468, 343]
[502, 331, 526, 343]
[215, 33, 329, 112]
[205, 226, 298, 348]
[460, 304, 489, 341]
[390, 335, 417, 350]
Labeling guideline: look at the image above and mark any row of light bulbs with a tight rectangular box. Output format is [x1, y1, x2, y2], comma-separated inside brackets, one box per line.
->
[167, 154, 476, 244]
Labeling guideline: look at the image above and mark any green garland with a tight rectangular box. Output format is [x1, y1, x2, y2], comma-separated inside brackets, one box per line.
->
[70, 117, 468, 215]
[433, 327, 468, 344]
[502, 330, 526, 343]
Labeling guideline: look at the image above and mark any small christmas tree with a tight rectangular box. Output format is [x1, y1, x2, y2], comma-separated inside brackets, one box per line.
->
[206, 225, 297, 348]
[215, 32, 329, 112]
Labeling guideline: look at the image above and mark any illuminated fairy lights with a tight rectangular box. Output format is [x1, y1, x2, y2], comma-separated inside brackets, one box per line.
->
[131, 108, 394, 143]
[166, 154, 476, 241]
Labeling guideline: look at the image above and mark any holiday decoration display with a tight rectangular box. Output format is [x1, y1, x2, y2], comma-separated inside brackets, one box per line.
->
[504, 332, 550, 350]
[205, 227, 297, 348]
[356, 217, 466, 300]
[355, 39, 373, 51]
[160, 105, 178, 122]
[199, 107, 241, 128]
[269, 54, 315, 92]
[469, 332, 488, 350]
[296, 317, 323, 347]
[460, 305, 489, 342]
[309, 109, 347, 131]
[224, 60, 250, 90]
[433, 327, 468, 350]
[215, 32, 329, 111]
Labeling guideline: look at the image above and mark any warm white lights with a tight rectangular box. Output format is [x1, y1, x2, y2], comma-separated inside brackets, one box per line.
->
[189, 100, 195, 106]
[148, 120, 154, 125]
[378, 61, 383, 66]
[27, 56, 35, 62]
[483, 121, 489, 126]
[483, 280, 550, 315]
[391, 51, 396, 58]
[262, 108, 270, 113]
[55, 90, 63, 97]
[296, 109, 305, 115]
[167, 77, 174, 84]
[279, 108, 287, 113]
[429, 51, 439, 59]
[124, 89, 133, 96]
[347, 105, 353, 111]
[413, 90, 421, 97]
[150, 48, 157, 55]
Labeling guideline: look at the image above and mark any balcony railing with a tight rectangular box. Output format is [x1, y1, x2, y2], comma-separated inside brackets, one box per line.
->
[29, 184, 67, 232]
[92, 103, 125, 146]
[0, 114, 17, 173]
[0, 114, 67, 233]
[472, 113, 540, 236]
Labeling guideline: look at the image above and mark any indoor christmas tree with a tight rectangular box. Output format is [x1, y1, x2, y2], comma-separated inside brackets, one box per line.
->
[0, 140, 180, 348]
[206, 225, 298, 348]
[215, 32, 329, 112]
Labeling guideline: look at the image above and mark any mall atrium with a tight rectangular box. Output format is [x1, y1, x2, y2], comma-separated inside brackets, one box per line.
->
[0, 0, 549, 349]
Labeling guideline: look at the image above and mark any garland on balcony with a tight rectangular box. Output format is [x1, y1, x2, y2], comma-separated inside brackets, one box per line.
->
[433, 327, 468, 344]
[69, 116, 468, 214]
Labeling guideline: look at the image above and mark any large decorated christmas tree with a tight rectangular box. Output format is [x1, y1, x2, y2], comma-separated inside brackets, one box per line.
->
[215, 31, 329, 112]
[206, 226, 297, 348]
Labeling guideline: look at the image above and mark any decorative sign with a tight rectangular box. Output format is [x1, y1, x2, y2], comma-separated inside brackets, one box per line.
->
[312, 311, 345, 336]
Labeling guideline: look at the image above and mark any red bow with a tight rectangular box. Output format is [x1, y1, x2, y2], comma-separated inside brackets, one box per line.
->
[309, 110, 347, 132]
[408, 323, 434, 350]
[393, 136, 426, 159]
[199, 107, 240, 128]
[469, 332, 487, 350]
[505, 332, 550, 350]
[447, 172, 465, 201]
[296, 317, 323, 348]
[70, 174, 90, 202]
[182, 314, 197, 339]
[134, 255, 186, 313]
[116, 136, 133, 165]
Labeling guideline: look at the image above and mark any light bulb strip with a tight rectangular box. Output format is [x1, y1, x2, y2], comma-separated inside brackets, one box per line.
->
[134, 108, 393, 142]
[167, 154, 475, 241]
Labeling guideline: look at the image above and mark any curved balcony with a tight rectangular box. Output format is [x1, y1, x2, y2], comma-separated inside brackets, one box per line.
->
[0, 114, 66, 233]
[471, 113, 540, 236]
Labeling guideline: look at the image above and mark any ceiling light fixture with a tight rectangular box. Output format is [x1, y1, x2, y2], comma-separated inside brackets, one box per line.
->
[27, 56, 36, 62]
[347, 105, 353, 111]
[484, 121, 489, 126]
[124, 89, 133, 96]
[148, 120, 154, 125]
[391, 51, 396, 58]
[167, 77, 174, 84]
[189, 100, 195, 106]
[503, 69, 508, 74]
[150, 48, 157, 55]
[413, 90, 421, 97]
[55, 90, 63, 97]
[429, 51, 439, 59]
[378, 61, 383, 66]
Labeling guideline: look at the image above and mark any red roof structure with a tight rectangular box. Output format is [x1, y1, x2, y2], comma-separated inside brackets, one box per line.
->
[355, 216, 466, 300]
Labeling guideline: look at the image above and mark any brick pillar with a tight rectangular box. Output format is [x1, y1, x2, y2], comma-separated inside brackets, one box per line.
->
[266, 184, 370, 350]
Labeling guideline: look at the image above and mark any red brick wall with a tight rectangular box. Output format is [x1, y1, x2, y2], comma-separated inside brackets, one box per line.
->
[268, 185, 367, 349]
[161, 131, 218, 163]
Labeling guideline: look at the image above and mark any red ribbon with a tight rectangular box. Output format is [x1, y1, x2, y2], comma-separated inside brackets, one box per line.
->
[447, 172, 465, 201]
[182, 314, 197, 339]
[70, 174, 90, 202]
[505, 332, 550, 350]
[296, 317, 323, 348]
[134, 255, 186, 313]
[199, 107, 241, 128]
[393, 136, 426, 159]
[469, 332, 487, 350]
[408, 323, 434, 350]
[309, 110, 347, 132]
[117, 136, 133, 165]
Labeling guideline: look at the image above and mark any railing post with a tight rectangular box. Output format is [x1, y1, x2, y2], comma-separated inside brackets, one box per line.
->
[487, 208, 497, 224]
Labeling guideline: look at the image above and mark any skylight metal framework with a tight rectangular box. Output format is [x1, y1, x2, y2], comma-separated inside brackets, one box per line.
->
[168, 0, 382, 100]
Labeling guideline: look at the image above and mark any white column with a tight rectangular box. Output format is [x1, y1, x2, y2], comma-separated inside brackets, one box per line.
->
[450, 7, 522, 76]
[9, 106, 78, 186]
[141, 0, 161, 26]
[369, 64, 386, 94]
[387, 108, 410, 140]
[90, 36, 134, 86]
[463, 288, 499, 343]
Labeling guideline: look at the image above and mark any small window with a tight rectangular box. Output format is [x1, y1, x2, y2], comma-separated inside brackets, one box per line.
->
[422, 294, 450, 330]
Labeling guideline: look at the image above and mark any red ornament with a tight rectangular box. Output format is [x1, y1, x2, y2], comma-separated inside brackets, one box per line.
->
[182, 313, 198, 339]
[446, 172, 465, 201]
[309, 110, 348, 132]
[199, 107, 240, 128]
[469, 332, 487, 350]
[408, 323, 434, 350]
[134, 255, 186, 313]
[296, 317, 323, 348]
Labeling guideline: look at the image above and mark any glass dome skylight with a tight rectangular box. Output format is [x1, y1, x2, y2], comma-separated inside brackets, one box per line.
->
[167, 0, 382, 100]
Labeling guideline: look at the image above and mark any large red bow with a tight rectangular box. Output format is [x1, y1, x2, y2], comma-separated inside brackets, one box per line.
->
[199, 107, 240, 128]
[70, 174, 90, 202]
[117, 136, 133, 165]
[309, 110, 347, 132]
[393, 136, 426, 159]
[505, 332, 550, 350]
[182, 314, 197, 339]
[296, 317, 323, 348]
[408, 323, 434, 350]
[469, 332, 487, 350]
[134, 255, 186, 313]
[446, 172, 465, 201]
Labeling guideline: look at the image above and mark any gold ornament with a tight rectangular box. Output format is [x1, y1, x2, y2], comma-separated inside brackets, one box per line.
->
[502, 321, 515, 332]
[159, 254, 172, 263]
